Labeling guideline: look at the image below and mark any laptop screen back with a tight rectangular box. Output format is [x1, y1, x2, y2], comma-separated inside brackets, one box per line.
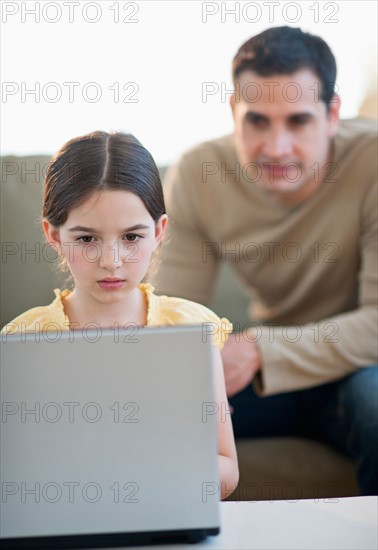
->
[1, 325, 220, 542]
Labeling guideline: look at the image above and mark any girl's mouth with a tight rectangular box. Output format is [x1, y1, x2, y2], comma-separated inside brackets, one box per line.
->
[97, 278, 125, 290]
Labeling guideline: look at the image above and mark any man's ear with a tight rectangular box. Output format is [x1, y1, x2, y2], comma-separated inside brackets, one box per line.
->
[42, 219, 62, 247]
[154, 214, 168, 248]
[327, 94, 341, 137]
[230, 94, 235, 117]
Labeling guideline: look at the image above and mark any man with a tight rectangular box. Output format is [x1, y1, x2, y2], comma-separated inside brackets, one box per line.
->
[149, 27, 377, 495]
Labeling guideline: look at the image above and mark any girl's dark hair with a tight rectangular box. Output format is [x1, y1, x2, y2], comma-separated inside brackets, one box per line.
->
[232, 26, 337, 109]
[43, 131, 165, 226]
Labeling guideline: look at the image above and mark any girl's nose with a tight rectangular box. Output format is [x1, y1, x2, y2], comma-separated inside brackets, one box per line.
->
[99, 243, 123, 271]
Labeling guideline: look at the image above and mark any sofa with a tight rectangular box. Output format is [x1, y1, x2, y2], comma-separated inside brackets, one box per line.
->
[0, 155, 359, 500]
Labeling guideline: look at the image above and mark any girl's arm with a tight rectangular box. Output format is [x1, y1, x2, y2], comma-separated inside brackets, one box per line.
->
[212, 346, 239, 500]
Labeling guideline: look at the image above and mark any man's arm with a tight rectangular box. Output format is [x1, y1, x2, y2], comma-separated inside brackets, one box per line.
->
[149, 155, 219, 305]
[222, 177, 378, 396]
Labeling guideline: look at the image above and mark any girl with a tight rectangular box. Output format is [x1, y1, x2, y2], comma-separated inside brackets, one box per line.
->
[2, 131, 239, 500]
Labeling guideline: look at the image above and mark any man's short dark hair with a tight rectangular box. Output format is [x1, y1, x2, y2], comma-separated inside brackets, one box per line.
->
[232, 26, 337, 108]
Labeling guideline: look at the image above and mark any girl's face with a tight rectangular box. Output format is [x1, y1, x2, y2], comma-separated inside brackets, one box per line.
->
[43, 190, 167, 305]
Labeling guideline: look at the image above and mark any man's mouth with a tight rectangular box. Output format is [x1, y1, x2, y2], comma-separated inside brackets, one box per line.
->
[261, 162, 299, 180]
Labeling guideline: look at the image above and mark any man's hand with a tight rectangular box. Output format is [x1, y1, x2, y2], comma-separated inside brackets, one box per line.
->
[221, 330, 262, 397]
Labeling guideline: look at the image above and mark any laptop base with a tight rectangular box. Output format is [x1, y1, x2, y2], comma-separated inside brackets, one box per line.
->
[1, 527, 220, 548]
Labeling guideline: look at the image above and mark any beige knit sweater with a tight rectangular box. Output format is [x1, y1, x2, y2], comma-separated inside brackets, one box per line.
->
[149, 118, 377, 395]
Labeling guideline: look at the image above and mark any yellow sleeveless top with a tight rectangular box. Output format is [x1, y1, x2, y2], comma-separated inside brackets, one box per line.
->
[2, 284, 232, 349]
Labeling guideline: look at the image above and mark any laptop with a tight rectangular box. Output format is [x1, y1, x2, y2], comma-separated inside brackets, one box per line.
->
[0, 325, 220, 548]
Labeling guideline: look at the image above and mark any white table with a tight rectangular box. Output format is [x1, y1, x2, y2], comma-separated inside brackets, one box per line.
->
[117, 496, 377, 550]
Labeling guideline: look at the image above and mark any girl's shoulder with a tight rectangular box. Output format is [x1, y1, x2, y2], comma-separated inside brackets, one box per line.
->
[141, 284, 233, 349]
[1, 289, 70, 336]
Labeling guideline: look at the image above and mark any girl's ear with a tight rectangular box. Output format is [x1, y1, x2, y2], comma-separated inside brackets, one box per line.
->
[42, 219, 62, 247]
[154, 214, 168, 248]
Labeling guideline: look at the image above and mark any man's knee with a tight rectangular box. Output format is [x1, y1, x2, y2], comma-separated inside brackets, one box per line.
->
[342, 367, 378, 448]
[343, 367, 378, 412]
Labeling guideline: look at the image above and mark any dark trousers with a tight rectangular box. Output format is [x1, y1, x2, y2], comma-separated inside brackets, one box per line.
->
[228, 366, 378, 495]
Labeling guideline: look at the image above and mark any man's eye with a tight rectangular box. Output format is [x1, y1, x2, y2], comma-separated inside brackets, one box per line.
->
[77, 236, 95, 243]
[290, 115, 311, 125]
[246, 113, 267, 127]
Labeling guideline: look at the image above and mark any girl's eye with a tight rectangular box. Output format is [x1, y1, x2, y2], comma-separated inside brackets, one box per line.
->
[124, 234, 140, 242]
[77, 236, 95, 243]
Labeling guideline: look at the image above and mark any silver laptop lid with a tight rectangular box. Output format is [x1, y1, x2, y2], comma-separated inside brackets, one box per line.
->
[1, 325, 220, 541]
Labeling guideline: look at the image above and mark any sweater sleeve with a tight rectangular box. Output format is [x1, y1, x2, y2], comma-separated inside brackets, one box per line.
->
[148, 153, 219, 307]
[255, 176, 378, 395]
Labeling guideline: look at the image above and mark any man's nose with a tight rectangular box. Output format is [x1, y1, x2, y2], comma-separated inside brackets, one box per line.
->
[99, 242, 123, 271]
[262, 128, 293, 159]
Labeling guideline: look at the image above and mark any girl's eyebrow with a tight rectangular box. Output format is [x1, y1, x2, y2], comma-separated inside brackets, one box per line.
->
[68, 224, 150, 232]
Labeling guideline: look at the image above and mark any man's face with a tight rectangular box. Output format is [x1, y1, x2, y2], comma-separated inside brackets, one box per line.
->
[230, 69, 340, 202]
